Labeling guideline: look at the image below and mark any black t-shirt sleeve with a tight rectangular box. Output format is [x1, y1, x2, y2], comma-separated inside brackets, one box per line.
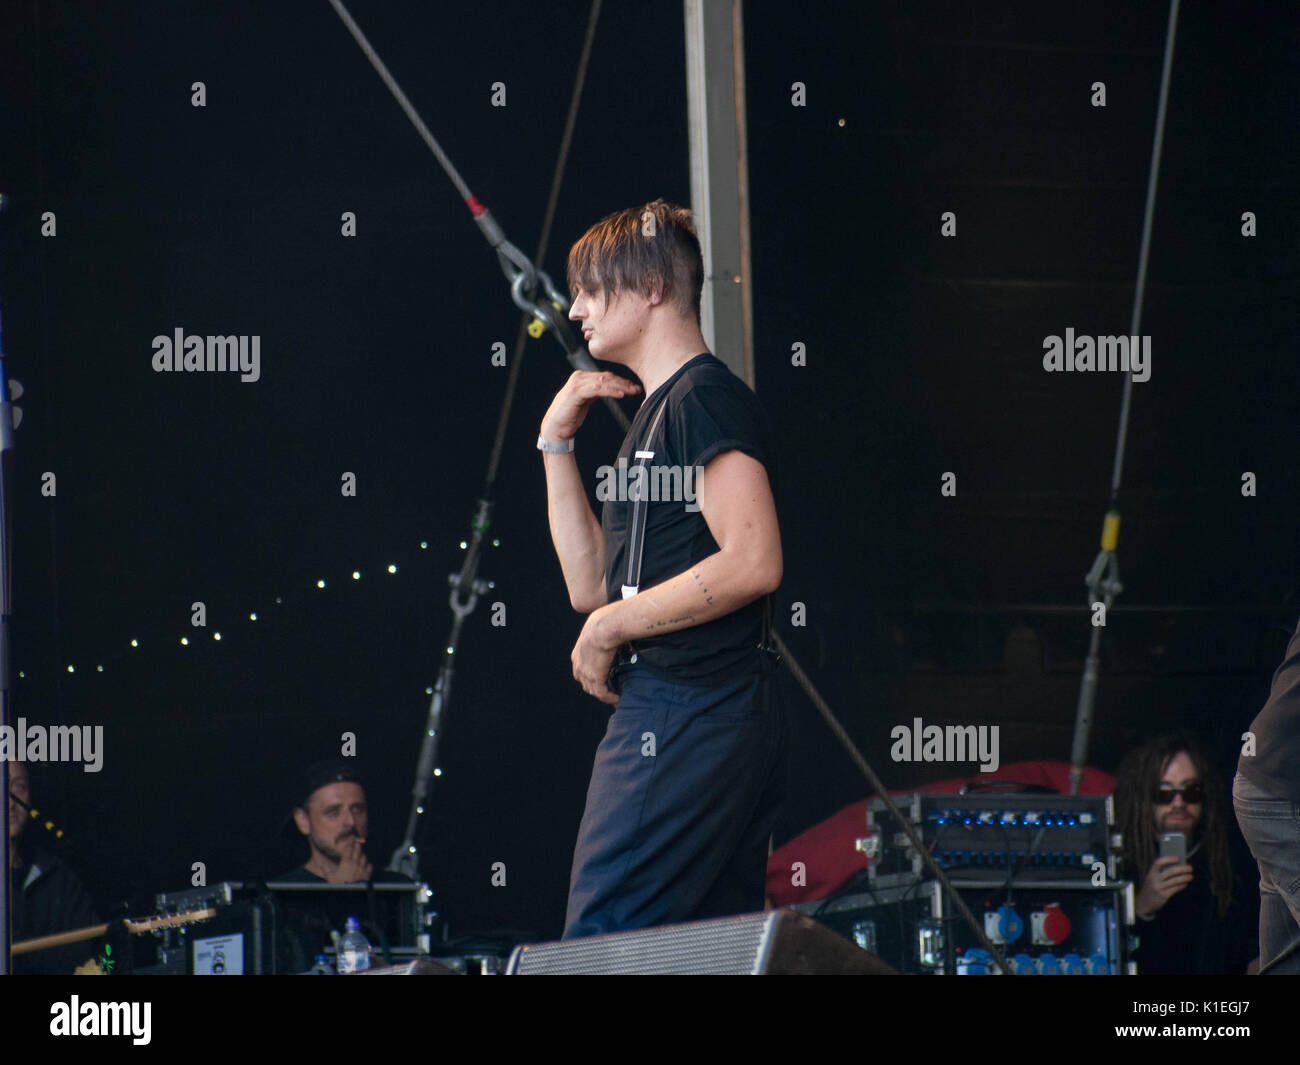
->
[668, 381, 769, 473]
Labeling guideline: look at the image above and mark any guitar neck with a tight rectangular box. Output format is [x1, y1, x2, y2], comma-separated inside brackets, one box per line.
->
[12, 907, 218, 957]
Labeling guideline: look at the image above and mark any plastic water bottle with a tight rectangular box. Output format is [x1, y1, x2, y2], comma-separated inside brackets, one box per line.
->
[337, 916, 372, 973]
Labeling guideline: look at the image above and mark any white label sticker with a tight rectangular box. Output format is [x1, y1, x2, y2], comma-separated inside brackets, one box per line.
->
[194, 933, 244, 975]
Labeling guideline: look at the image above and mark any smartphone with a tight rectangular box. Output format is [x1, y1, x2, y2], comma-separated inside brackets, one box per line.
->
[1159, 831, 1186, 863]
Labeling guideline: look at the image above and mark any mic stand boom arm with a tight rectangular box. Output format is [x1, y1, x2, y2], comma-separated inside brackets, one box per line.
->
[388, 500, 493, 878]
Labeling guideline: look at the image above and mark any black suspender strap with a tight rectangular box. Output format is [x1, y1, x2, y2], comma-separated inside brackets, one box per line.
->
[621, 393, 671, 599]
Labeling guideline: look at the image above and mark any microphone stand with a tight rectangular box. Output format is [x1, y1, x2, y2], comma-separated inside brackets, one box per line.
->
[1067, 0, 1179, 794]
[386, 499, 494, 879]
[387, 280, 633, 883]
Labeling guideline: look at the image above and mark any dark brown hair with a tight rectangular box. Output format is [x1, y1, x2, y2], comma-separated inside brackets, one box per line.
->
[566, 198, 703, 321]
[1114, 730, 1235, 918]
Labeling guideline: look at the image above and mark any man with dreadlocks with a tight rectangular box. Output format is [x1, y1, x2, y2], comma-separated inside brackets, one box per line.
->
[1114, 731, 1258, 974]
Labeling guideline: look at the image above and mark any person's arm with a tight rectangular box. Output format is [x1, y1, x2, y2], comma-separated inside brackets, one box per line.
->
[542, 449, 607, 613]
[570, 448, 781, 703]
[540, 371, 642, 612]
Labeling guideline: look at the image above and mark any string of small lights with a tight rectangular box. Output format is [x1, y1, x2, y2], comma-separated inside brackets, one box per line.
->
[16, 536, 499, 685]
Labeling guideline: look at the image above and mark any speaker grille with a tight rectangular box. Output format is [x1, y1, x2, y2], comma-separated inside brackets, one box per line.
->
[509, 911, 778, 975]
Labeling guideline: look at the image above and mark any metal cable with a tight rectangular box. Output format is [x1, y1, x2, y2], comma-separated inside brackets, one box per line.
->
[773, 630, 1011, 971]
[1069, 0, 1181, 797]
[485, 0, 606, 491]
[1109, 0, 1181, 500]
[326, 0, 620, 492]
[326, 0, 476, 205]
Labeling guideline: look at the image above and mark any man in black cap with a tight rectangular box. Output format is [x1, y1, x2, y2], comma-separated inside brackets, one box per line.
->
[276, 759, 408, 884]
[268, 760, 412, 971]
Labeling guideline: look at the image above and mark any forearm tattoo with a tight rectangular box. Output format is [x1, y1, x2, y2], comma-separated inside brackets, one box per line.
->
[644, 613, 695, 633]
[692, 568, 714, 606]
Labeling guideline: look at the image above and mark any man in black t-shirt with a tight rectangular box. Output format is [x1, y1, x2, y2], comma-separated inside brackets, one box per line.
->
[271, 760, 410, 970]
[1235, 617, 1300, 973]
[277, 760, 388, 884]
[540, 199, 787, 938]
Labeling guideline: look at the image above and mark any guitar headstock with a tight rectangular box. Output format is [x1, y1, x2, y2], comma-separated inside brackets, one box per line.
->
[124, 905, 219, 936]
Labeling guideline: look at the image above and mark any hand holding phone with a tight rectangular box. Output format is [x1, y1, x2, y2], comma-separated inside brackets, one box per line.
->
[1136, 835, 1193, 917]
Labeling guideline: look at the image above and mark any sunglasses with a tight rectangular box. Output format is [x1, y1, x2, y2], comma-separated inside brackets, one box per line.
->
[1152, 784, 1203, 805]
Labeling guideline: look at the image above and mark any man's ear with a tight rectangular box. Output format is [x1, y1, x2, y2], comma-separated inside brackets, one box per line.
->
[292, 806, 310, 838]
[646, 273, 665, 307]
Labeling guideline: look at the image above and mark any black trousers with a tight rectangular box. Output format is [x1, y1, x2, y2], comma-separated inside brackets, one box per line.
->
[563, 659, 787, 939]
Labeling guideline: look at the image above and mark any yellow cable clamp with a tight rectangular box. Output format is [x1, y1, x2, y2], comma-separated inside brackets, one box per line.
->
[528, 301, 564, 339]
[1101, 511, 1120, 552]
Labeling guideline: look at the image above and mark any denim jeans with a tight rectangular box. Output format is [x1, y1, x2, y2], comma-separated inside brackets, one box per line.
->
[562, 659, 787, 939]
[1233, 772, 1300, 974]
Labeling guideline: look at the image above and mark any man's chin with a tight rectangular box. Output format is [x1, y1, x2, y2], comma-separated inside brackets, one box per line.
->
[588, 345, 624, 366]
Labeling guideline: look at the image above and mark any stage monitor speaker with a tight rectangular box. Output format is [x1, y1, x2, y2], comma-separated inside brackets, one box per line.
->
[506, 908, 897, 975]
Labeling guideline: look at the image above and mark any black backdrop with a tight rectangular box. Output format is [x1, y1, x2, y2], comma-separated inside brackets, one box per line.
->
[1, 0, 1296, 942]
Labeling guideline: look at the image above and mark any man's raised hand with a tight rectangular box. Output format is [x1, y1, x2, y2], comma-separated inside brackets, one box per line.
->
[330, 835, 373, 884]
[541, 371, 641, 443]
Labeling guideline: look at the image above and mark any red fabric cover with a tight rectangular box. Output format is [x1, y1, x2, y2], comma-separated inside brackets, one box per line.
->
[766, 760, 1116, 906]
